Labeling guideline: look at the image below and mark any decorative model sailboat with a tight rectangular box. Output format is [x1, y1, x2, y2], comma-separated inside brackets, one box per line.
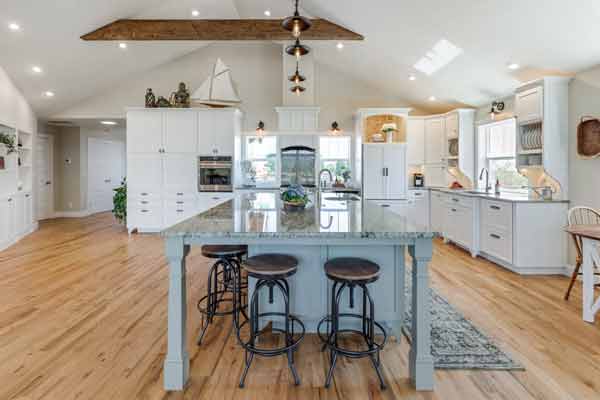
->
[192, 58, 241, 107]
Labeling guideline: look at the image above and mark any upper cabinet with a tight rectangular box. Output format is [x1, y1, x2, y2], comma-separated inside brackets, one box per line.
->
[127, 108, 241, 156]
[515, 86, 543, 124]
[424, 117, 445, 164]
[276, 107, 320, 132]
[406, 118, 425, 165]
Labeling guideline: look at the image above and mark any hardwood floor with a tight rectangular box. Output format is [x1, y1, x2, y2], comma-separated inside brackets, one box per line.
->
[1, 213, 599, 399]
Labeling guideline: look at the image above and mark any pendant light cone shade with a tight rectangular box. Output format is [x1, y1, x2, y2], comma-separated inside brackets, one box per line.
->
[290, 85, 306, 96]
[286, 39, 310, 60]
[289, 63, 306, 84]
[282, 0, 312, 38]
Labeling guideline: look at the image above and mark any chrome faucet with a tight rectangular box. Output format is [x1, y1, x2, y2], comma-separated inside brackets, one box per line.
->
[319, 169, 333, 189]
[479, 168, 491, 192]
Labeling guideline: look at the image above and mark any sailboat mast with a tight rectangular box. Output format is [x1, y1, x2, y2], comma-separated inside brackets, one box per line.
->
[208, 59, 216, 101]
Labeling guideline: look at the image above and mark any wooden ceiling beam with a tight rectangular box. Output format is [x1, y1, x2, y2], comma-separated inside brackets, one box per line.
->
[81, 19, 364, 41]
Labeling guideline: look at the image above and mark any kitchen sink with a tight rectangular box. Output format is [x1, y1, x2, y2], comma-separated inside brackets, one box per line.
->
[324, 194, 361, 201]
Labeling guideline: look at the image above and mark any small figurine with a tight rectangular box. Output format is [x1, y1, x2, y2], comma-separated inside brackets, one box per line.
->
[170, 82, 191, 108]
[156, 96, 171, 108]
[145, 88, 156, 108]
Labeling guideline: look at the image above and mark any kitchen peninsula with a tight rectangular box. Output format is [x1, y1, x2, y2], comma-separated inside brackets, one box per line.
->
[162, 191, 437, 392]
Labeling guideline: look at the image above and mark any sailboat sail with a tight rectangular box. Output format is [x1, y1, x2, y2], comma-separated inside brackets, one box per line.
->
[192, 58, 241, 106]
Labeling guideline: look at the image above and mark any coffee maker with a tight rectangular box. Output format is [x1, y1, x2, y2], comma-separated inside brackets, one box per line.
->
[413, 173, 424, 188]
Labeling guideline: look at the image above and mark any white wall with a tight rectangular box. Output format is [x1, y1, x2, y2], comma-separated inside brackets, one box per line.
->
[0, 66, 36, 134]
[51, 43, 418, 132]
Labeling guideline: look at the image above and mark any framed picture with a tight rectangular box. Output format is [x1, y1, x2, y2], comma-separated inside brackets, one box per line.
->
[0, 156, 4, 170]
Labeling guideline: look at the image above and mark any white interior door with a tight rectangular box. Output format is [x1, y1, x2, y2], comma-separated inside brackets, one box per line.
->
[88, 138, 126, 214]
[36, 135, 53, 220]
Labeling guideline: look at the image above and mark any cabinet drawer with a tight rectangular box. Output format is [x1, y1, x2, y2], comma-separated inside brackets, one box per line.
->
[164, 190, 197, 199]
[481, 200, 513, 232]
[410, 190, 428, 200]
[130, 190, 161, 200]
[481, 226, 513, 264]
[130, 203, 163, 229]
[446, 194, 474, 209]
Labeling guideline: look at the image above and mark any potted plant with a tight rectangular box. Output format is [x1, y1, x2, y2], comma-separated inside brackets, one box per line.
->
[113, 178, 127, 224]
[0, 132, 16, 154]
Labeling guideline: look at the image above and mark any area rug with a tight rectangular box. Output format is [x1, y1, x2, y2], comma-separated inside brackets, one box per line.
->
[403, 273, 523, 370]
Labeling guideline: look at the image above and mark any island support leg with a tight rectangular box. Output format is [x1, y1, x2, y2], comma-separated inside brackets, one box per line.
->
[408, 238, 434, 391]
[164, 237, 191, 391]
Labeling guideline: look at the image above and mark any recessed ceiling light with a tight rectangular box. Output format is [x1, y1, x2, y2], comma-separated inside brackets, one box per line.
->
[507, 63, 520, 70]
[409, 75, 416, 81]
[100, 121, 118, 126]
[428, 96, 437, 101]
[43, 91, 55, 98]
[8, 23, 20, 31]
[32, 66, 43, 74]
[414, 39, 463, 76]
[264, 10, 271, 17]
[336, 42, 344, 50]
[191, 9, 200, 17]
[118, 42, 127, 49]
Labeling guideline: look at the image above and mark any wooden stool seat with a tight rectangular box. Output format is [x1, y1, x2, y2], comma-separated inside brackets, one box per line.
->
[202, 245, 248, 259]
[242, 254, 298, 277]
[325, 257, 380, 282]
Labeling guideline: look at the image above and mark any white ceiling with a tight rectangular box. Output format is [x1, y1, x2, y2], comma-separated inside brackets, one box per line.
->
[2, 0, 600, 118]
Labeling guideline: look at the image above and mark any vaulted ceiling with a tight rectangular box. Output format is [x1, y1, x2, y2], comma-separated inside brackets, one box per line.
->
[2, 0, 600, 118]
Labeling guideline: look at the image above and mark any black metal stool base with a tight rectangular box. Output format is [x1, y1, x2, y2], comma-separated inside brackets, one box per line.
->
[318, 280, 388, 390]
[196, 256, 248, 345]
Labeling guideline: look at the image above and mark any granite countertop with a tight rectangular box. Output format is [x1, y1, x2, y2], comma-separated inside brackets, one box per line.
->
[162, 192, 436, 239]
[428, 187, 569, 204]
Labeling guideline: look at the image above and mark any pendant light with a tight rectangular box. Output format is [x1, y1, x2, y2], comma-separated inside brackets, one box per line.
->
[285, 38, 310, 60]
[329, 121, 342, 136]
[282, 0, 312, 38]
[290, 85, 306, 96]
[256, 121, 265, 138]
[289, 62, 306, 84]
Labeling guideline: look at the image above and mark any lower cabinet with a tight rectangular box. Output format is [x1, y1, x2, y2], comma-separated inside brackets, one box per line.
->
[443, 194, 478, 257]
[0, 192, 36, 251]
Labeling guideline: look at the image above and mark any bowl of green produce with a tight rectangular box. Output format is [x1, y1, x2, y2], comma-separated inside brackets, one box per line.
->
[281, 184, 310, 211]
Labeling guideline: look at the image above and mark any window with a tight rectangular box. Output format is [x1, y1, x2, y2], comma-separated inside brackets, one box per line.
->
[477, 118, 527, 190]
[319, 136, 351, 183]
[244, 136, 277, 185]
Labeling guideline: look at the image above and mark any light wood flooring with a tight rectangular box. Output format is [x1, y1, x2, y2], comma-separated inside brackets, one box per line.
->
[1, 212, 599, 400]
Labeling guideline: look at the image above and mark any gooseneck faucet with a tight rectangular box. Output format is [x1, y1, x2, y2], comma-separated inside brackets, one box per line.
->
[479, 168, 491, 192]
[319, 168, 333, 189]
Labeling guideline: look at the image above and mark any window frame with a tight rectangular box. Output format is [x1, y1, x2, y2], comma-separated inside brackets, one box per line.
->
[243, 136, 278, 187]
[318, 136, 353, 183]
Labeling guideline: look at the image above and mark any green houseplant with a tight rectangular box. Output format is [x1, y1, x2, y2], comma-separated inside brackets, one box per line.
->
[113, 178, 127, 224]
[0, 132, 16, 154]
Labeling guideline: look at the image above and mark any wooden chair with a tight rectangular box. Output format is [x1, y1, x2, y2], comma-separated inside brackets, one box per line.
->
[565, 207, 600, 300]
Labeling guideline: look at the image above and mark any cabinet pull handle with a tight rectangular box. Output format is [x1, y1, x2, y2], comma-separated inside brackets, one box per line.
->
[490, 205, 501, 210]
[490, 233, 501, 239]
[176, 201, 184, 204]
[7, 198, 12, 202]
[141, 201, 149, 204]
[141, 209, 149, 213]
[381, 204, 390, 208]
[176, 192, 184, 196]
[451, 208, 457, 212]
[141, 192, 149, 196]
[452, 198, 459, 202]
[212, 197, 220, 200]
[176, 209, 184, 213]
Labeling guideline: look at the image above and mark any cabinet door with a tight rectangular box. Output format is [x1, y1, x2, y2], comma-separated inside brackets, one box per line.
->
[362, 145, 385, 199]
[14, 194, 25, 235]
[127, 154, 163, 197]
[384, 145, 407, 199]
[197, 111, 216, 155]
[406, 119, 425, 165]
[424, 118, 445, 164]
[127, 111, 163, 154]
[164, 111, 198, 153]
[423, 164, 446, 187]
[0, 198, 13, 247]
[163, 154, 198, 197]
[214, 112, 235, 156]
[430, 192, 444, 233]
[24, 192, 33, 228]
[515, 86, 543, 123]
[445, 113, 459, 139]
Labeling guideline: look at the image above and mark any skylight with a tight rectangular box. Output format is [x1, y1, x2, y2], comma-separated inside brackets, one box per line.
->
[414, 39, 463, 76]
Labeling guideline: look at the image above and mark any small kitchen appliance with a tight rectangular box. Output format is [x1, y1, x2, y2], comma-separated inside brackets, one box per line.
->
[413, 173, 425, 188]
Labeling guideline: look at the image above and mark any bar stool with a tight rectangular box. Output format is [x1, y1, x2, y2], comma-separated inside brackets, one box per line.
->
[232, 254, 305, 388]
[317, 257, 388, 390]
[196, 245, 248, 345]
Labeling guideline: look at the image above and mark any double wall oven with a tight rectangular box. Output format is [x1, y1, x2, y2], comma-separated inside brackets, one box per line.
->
[198, 156, 233, 192]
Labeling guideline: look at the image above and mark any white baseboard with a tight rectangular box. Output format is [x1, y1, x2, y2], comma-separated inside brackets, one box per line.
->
[53, 210, 92, 218]
[0, 222, 39, 252]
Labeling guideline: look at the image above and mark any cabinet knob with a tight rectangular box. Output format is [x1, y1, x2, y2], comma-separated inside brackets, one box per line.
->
[490, 205, 501, 210]
[490, 233, 501, 239]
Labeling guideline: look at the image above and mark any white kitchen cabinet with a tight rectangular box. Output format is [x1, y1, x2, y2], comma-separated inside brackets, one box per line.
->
[164, 111, 197, 154]
[424, 118, 445, 164]
[127, 110, 163, 154]
[198, 110, 239, 156]
[164, 197, 197, 228]
[163, 154, 197, 197]
[430, 190, 445, 233]
[515, 86, 543, 123]
[406, 118, 425, 165]
[363, 144, 407, 200]
[443, 194, 479, 257]
[127, 154, 163, 198]
[24, 192, 33, 231]
[409, 189, 430, 228]
[197, 192, 234, 214]
[276, 107, 320, 132]
[0, 196, 14, 249]
[423, 164, 447, 187]
[445, 113, 459, 139]
[14, 193, 25, 237]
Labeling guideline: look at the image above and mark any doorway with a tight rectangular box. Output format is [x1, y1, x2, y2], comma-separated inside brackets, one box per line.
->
[87, 137, 125, 214]
[36, 134, 54, 220]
